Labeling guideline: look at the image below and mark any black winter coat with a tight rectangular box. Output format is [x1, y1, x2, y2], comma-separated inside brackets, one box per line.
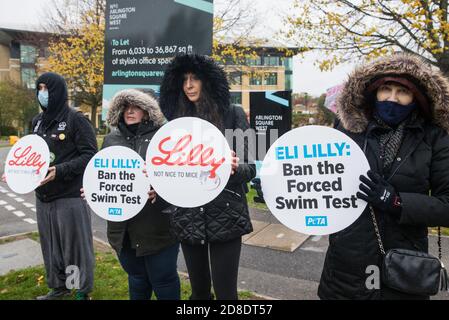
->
[318, 54, 449, 300]
[167, 105, 256, 245]
[104, 89, 175, 257]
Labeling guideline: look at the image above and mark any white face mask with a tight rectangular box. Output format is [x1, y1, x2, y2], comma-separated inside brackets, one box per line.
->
[38, 90, 49, 108]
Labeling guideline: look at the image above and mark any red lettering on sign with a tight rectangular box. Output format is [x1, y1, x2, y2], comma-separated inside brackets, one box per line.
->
[8, 146, 46, 174]
[151, 134, 225, 178]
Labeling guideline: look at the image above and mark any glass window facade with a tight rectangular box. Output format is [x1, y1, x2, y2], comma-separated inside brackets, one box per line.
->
[21, 67, 37, 89]
[281, 57, 293, 71]
[285, 74, 292, 90]
[230, 92, 242, 105]
[246, 56, 262, 66]
[250, 73, 263, 85]
[264, 72, 278, 85]
[264, 56, 280, 66]
[228, 71, 242, 85]
[20, 45, 38, 64]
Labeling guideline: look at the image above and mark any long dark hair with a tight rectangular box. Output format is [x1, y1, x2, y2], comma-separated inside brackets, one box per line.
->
[174, 76, 224, 131]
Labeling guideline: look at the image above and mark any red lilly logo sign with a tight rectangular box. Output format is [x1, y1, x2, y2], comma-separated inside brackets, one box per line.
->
[8, 146, 47, 174]
[4, 135, 50, 194]
[151, 134, 225, 179]
[146, 118, 232, 208]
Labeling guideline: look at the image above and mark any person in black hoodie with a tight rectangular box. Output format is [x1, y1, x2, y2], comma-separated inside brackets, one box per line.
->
[31, 72, 97, 300]
[101, 88, 180, 300]
[159, 54, 256, 300]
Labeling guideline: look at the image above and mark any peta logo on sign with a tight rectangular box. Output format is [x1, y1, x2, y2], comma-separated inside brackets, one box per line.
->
[305, 216, 328, 227]
[260, 126, 370, 235]
[108, 208, 122, 216]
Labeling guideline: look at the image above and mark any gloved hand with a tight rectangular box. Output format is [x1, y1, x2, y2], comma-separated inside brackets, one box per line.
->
[251, 178, 265, 204]
[356, 170, 402, 219]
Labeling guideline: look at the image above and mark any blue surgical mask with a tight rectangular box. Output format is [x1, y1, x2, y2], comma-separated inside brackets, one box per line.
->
[38, 90, 49, 109]
[374, 100, 417, 126]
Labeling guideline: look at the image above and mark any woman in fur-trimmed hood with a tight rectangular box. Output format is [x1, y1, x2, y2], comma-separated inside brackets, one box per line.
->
[102, 88, 181, 300]
[159, 54, 256, 300]
[318, 53, 449, 300]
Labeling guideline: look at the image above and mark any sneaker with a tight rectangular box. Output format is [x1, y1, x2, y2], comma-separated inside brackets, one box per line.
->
[36, 288, 71, 300]
[75, 291, 90, 300]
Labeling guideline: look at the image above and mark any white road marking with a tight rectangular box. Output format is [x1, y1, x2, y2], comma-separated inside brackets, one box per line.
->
[0, 200, 7, 205]
[13, 211, 25, 217]
[300, 246, 325, 253]
[23, 218, 37, 224]
[4, 205, 15, 211]
[31, 208, 36, 212]
[7, 193, 16, 197]
[23, 202, 34, 208]
[14, 197, 24, 202]
[0, 189, 8, 193]
[311, 236, 322, 242]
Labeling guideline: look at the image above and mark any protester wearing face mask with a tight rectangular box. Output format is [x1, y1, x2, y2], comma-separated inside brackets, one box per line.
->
[316, 53, 449, 300]
[31, 72, 97, 300]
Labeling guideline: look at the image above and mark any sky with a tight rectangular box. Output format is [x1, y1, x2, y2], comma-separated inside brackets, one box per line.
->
[0, 0, 355, 96]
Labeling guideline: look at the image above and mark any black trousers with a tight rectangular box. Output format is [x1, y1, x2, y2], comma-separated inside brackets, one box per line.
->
[181, 237, 242, 300]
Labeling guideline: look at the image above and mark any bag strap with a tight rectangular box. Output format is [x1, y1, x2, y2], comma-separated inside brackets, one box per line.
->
[369, 206, 386, 256]
[370, 205, 445, 261]
[438, 227, 443, 261]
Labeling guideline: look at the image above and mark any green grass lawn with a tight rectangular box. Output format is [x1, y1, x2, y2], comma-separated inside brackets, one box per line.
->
[0, 234, 259, 300]
[246, 183, 269, 211]
[429, 227, 449, 236]
[96, 135, 105, 149]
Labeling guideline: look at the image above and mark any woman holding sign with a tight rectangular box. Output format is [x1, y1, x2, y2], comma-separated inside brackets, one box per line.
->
[101, 89, 181, 300]
[159, 54, 256, 300]
[318, 53, 449, 300]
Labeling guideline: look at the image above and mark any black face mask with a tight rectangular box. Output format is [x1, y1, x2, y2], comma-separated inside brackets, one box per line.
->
[374, 100, 417, 126]
[35, 72, 68, 122]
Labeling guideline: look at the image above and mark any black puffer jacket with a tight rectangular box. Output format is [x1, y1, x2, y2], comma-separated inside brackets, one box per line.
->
[318, 54, 449, 300]
[104, 89, 176, 257]
[159, 54, 255, 245]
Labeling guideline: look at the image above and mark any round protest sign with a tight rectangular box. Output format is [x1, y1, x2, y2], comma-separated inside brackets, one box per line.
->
[146, 117, 232, 208]
[5, 135, 50, 194]
[260, 125, 370, 235]
[83, 146, 149, 222]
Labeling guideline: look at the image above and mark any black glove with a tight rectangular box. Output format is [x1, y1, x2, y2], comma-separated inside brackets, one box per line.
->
[356, 170, 402, 219]
[251, 178, 265, 204]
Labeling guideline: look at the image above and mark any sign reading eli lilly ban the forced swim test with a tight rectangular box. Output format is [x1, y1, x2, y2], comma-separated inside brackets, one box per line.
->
[5, 135, 50, 194]
[83, 146, 149, 222]
[260, 126, 370, 235]
[146, 117, 232, 208]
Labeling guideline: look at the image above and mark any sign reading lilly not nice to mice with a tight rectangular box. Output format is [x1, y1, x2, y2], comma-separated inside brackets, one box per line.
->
[146, 117, 232, 208]
[5, 135, 50, 194]
[260, 126, 370, 235]
[83, 146, 149, 222]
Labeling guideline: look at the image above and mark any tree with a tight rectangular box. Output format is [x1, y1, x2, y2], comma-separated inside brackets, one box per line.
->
[41, 0, 105, 34]
[212, 0, 264, 64]
[46, 6, 105, 128]
[282, 0, 449, 74]
[0, 81, 37, 136]
[316, 93, 335, 125]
